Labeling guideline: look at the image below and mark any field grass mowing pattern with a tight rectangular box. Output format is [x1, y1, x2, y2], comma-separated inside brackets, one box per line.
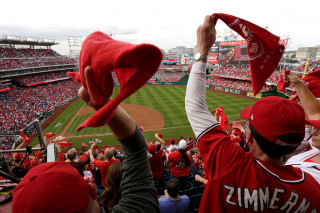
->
[36, 86, 254, 148]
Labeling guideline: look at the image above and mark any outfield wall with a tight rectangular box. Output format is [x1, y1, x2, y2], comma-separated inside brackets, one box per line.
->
[209, 84, 262, 99]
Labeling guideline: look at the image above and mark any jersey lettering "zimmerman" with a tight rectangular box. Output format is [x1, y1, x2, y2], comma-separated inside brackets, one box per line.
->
[224, 185, 316, 212]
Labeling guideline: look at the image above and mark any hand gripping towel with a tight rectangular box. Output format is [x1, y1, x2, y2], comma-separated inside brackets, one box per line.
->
[277, 69, 291, 92]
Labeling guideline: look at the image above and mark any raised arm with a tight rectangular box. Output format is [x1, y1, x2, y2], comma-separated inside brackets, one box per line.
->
[155, 133, 165, 150]
[78, 66, 159, 212]
[285, 72, 320, 120]
[185, 15, 218, 138]
[78, 67, 136, 139]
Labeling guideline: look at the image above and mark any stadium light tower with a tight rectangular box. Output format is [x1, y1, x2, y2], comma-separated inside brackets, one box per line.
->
[68, 36, 82, 58]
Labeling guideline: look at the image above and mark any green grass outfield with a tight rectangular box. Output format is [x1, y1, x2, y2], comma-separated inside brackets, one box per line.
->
[32, 85, 254, 148]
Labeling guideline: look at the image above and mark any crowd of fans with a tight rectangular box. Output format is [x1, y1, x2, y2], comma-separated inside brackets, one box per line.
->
[295, 59, 320, 72]
[207, 77, 272, 91]
[0, 79, 80, 135]
[0, 133, 203, 212]
[0, 47, 60, 58]
[0, 136, 17, 151]
[207, 64, 314, 91]
[159, 64, 182, 69]
[0, 84, 9, 90]
[0, 57, 77, 70]
[213, 66, 251, 79]
[153, 70, 186, 82]
[2, 17, 320, 213]
[15, 71, 71, 84]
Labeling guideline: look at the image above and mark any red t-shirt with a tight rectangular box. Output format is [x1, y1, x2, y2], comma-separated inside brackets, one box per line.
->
[149, 149, 166, 180]
[93, 158, 120, 188]
[198, 125, 320, 212]
[168, 151, 192, 178]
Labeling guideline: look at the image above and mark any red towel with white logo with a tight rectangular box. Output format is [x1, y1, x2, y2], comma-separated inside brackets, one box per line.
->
[68, 31, 163, 131]
[212, 106, 229, 131]
[212, 13, 285, 95]
[277, 69, 291, 92]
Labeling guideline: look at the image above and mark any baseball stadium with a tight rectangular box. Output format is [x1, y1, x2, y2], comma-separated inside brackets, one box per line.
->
[1, 26, 320, 212]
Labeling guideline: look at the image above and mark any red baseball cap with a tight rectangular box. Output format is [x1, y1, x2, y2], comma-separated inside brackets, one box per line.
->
[306, 119, 320, 130]
[241, 96, 305, 147]
[148, 144, 156, 154]
[170, 138, 175, 143]
[12, 162, 91, 213]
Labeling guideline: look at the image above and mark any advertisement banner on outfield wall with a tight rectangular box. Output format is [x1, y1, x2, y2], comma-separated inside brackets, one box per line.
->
[206, 84, 211, 89]
[246, 92, 262, 99]
[212, 85, 247, 96]
[209, 54, 218, 64]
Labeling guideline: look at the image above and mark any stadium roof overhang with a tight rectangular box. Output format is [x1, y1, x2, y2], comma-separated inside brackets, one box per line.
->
[0, 39, 59, 46]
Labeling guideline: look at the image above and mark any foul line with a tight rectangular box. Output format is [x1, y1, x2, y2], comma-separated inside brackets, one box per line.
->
[60, 102, 86, 136]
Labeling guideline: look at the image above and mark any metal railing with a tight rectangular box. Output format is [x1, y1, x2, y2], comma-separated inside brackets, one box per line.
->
[0, 119, 56, 184]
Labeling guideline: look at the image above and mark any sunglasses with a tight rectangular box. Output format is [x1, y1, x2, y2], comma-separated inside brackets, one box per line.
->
[311, 126, 320, 135]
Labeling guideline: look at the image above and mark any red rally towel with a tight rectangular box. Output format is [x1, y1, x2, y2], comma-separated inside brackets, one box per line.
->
[277, 69, 291, 92]
[58, 141, 74, 149]
[288, 68, 320, 101]
[68, 31, 163, 131]
[44, 132, 56, 139]
[301, 69, 320, 98]
[212, 13, 285, 95]
[157, 132, 163, 138]
[19, 130, 30, 143]
[212, 106, 229, 131]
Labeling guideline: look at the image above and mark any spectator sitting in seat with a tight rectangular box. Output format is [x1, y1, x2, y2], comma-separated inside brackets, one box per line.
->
[158, 178, 190, 213]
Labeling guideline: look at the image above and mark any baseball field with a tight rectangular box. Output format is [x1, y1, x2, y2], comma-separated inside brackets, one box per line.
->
[32, 85, 255, 148]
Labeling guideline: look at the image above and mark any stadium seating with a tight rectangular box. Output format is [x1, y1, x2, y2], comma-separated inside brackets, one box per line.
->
[15, 71, 71, 84]
[0, 80, 80, 137]
[153, 70, 186, 82]
[0, 47, 59, 58]
[189, 194, 203, 213]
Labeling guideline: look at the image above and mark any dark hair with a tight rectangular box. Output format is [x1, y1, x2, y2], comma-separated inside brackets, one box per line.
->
[92, 150, 98, 158]
[189, 149, 195, 155]
[156, 144, 161, 152]
[249, 123, 303, 158]
[66, 149, 76, 161]
[179, 149, 190, 167]
[99, 161, 122, 213]
[167, 178, 180, 197]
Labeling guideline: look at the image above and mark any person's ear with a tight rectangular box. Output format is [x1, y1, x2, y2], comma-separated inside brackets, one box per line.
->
[246, 129, 254, 145]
